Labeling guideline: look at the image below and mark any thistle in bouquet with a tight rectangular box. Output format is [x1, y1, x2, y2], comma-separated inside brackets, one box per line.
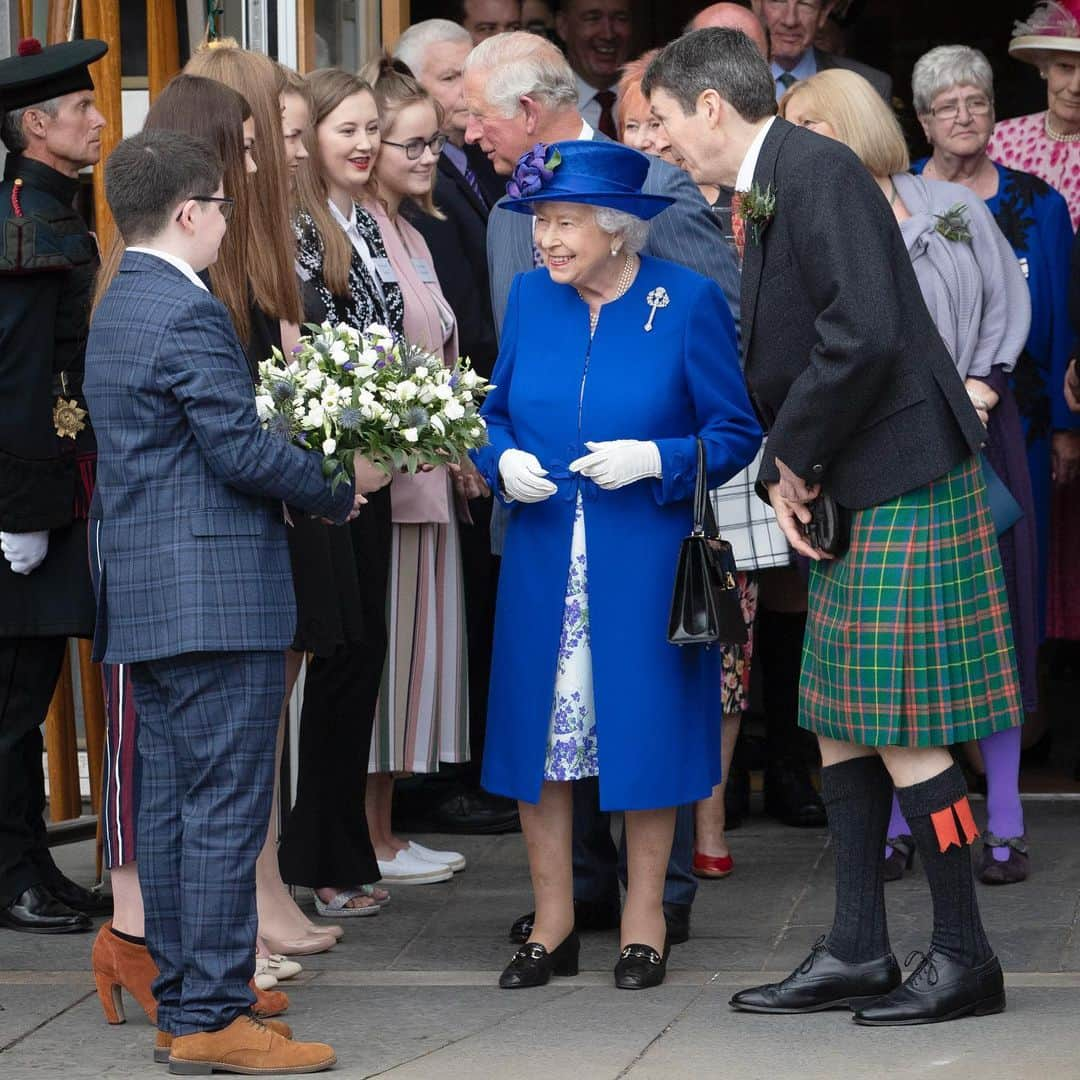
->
[365, 336, 493, 474]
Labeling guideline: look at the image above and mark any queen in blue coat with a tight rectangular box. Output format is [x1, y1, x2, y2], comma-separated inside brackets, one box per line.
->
[471, 141, 760, 990]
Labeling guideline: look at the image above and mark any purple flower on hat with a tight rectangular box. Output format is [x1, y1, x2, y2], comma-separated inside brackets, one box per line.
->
[507, 143, 563, 199]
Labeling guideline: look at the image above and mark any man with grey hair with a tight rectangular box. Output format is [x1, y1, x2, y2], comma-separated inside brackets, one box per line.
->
[395, 20, 519, 836]
[646, 28, 1007, 1027]
[0, 37, 111, 935]
[689, 2, 768, 57]
[464, 28, 741, 952]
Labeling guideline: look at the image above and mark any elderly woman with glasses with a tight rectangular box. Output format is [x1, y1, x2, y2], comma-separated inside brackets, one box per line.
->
[780, 68, 1036, 893]
[910, 44, 1079, 881]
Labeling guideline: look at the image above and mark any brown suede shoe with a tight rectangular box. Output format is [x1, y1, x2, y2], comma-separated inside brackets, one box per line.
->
[92, 922, 159, 1025]
[167, 1015, 335, 1075]
[155, 1019, 292, 1063]
[251, 982, 289, 1018]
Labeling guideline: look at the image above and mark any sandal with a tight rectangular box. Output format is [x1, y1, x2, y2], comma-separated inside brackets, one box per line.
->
[359, 883, 391, 906]
[313, 889, 381, 918]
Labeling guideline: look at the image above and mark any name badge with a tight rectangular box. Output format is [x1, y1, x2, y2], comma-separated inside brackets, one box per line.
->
[373, 257, 397, 283]
[412, 258, 438, 284]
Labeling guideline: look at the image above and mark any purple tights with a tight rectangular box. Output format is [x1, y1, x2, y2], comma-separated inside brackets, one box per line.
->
[884, 727, 1025, 863]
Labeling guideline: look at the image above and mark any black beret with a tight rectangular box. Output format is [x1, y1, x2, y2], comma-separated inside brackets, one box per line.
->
[0, 38, 108, 112]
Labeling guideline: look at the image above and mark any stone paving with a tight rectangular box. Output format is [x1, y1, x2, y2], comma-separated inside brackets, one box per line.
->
[1, 799, 1078, 1079]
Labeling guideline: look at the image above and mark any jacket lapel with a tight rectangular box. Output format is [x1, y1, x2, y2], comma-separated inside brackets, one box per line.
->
[739, 118, 793, 366]
[439, 154, 487, 219]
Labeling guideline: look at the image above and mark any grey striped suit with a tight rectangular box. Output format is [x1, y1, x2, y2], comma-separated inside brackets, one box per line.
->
[486, 134, 741, 337]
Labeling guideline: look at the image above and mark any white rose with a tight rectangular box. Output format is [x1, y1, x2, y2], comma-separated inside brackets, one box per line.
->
[306, 402, 325, 428]
[431, 414, 446, 435]
[443, 400, 465, 421]
[302, 369, 323, 392]
[460, 369, 480, 388]
[418, 385, 436, 405]
[434, 384, 453, 401]
[413, 365, 429, 381]
[255, 395, 275, 421]
[402, 427, 419, 444]
[329, 341, 349, 367]
[396, 380, 418, 402]
[322, 437, 337, 455]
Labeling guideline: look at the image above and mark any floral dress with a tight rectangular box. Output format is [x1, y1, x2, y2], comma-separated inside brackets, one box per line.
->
[543, 495, 599, 780]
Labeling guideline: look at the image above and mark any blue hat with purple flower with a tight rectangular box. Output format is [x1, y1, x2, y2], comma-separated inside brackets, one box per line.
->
[502, 140, 675, 220]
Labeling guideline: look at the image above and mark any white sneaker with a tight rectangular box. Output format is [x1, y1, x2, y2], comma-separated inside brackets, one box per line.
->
[377, 848, 453, 884]
[253, 968, 279, 991]
[256, 954, 303, 981]
[408, 840, 466, 873]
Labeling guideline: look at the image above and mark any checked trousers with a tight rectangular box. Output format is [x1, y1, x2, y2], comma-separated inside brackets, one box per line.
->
[129, 650, 283, 1035]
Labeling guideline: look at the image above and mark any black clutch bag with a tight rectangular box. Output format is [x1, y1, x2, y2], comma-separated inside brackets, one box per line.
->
[804, 492, 851, 559]
[668, 440, 749, 647]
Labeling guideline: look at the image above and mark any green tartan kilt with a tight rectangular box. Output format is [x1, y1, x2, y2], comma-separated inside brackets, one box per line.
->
[799, 455, 1022, 747]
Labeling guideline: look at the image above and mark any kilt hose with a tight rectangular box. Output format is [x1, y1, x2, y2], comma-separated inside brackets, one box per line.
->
[800, 456, 1022, 746]
[130, 650, 284, 1035]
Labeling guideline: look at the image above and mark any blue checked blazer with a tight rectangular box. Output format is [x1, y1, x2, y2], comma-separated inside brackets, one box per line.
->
[85, 251, 354, 664]
[486, 132, 741, 338]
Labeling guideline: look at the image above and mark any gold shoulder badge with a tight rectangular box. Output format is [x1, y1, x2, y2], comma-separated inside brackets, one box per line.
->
[53, 397, 87, 439]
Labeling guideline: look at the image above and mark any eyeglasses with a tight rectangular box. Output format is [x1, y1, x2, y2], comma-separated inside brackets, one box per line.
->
[381, 134, 448, 160]
[175, 195, 235, 222]
[929, 97, 992, 121]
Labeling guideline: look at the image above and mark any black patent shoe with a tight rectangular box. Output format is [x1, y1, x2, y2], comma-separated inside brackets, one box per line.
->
[883, 835, 916, 883]
[0, 884, 92, 934]
[730, 937, 901, 1013]
[499, 932, 580, 988]
[976, 836, 1029, 885]
[614, 942, 670, 990]
[509, 899, 619, 944]
[853, 949, 1005, 1026]
[46, 874, 113, 916]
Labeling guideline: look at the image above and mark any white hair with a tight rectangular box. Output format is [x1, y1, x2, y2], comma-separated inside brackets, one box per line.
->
[1, 97, 59, 154]
[594, 206, 649, 255]
[911, 45, 994, 116]
[463, 30, 578, 116]
[393, 19, 473, 79]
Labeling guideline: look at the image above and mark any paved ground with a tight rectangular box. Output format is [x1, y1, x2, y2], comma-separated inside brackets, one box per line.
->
[2, 798, 1079, 1080]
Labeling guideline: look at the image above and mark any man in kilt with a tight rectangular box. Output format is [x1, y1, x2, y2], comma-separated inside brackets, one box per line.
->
[645, 29, 1019, 1025]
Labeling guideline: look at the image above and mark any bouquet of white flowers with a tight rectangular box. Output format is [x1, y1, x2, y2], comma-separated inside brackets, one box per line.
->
[256, 322, 492, 488]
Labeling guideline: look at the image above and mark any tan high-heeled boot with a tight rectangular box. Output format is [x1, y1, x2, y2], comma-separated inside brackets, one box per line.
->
[92, 922, 159, 1024]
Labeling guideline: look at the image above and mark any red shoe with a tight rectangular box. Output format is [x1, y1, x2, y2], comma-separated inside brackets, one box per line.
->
[692, 851, 734, 879]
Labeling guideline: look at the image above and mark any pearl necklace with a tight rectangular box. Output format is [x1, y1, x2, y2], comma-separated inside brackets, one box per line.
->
[579, 253, 636, 337]
[1044, 113, 1080, 143]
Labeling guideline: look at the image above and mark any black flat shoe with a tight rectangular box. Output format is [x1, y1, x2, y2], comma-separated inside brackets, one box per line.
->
[853, 950, 1005, 1026]
[499, 932, 580, 988]
[883, 835, 915, 883]
[614, 942, 670, 990]
[509, 899, 619, 944]
[662, 901, 690, 946]
[976, 836, 1029, 885]
[730, 937, 901, 1013]
[763, 758, 827, 828]
[0, 884, 92, 934]
[46, 875, 113, 916]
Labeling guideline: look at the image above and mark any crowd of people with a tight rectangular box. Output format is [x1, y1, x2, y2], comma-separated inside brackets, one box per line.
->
[2, 0, 1080, 1073]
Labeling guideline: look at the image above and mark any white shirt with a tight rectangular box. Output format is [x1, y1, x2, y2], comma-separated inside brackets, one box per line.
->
[328, 198, 385, 303]
[126, 246, 208, 291]
[735, 116, 777, 193]
[576, 73, 617, 133]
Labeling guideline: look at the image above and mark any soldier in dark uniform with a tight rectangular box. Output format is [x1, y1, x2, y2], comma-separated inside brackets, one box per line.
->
[0, 36, 111, 933]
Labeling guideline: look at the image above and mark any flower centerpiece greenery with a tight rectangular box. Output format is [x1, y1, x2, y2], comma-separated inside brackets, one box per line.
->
[256, 322, 492, 489]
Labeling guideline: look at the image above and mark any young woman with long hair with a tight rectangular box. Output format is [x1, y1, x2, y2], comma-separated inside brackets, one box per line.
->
[274, 67, 399, 919]
[357, 57, 469, 885]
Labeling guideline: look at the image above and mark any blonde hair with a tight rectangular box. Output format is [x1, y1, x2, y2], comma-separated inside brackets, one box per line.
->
[616, 50, 658, 141]
[185, 41, 304, 325]
[360, 54, 445, 219]
[779, 68, 909, 177]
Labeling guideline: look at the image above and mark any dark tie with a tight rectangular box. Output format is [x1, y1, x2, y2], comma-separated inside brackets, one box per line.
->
[463, 162, 487, 208]
[595, 90, 617, 139]
[777, 72, 797, 91]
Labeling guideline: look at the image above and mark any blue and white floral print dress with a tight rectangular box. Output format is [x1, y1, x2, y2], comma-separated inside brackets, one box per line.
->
[543, 494, 598, 780]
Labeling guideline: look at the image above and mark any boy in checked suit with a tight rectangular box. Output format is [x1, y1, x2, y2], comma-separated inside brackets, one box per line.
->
[85, 130, 361, 1074]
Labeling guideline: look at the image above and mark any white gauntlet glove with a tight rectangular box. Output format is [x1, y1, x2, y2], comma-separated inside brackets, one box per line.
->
[1, 531, 49, 575]
[569, 440, 662, 490]
[499, 449, 558, 504]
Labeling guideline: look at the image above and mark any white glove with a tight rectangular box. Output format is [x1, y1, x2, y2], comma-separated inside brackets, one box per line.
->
[1, 530, 49, 575]
[499, 449, 558, 503]
[569, 440, 662, 490]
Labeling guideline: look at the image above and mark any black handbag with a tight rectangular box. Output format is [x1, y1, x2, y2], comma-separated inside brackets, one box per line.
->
[668, 440, 748, 647]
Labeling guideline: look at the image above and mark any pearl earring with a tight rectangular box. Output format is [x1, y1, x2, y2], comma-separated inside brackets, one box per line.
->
[611, 244, 620, 257]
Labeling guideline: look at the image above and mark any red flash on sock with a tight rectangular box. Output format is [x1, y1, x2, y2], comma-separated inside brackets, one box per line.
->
[930, 798, 978, 852]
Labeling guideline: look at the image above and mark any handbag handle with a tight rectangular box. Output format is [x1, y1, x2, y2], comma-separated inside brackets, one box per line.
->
[692, 439, 708, 536]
